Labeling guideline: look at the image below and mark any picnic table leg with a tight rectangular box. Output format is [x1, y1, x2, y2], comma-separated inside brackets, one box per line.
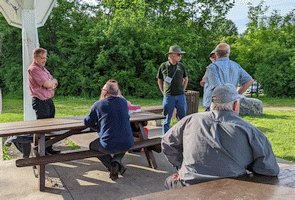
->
[37, 134, 46, 191]
[138, 123, 158, 169]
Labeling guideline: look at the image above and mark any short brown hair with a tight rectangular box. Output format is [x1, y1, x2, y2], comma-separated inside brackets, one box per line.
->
[33, 48, 47, 57]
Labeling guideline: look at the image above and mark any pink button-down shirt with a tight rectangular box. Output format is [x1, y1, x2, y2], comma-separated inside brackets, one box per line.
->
[28, 62, 55, 100]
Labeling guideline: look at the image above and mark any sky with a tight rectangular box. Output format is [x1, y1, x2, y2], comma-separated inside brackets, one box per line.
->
[83, 0, 295, 34]
[227, 0, 295, 33]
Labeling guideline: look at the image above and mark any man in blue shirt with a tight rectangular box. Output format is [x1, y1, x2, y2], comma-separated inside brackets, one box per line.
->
[162, 84, 279, 190]
[84, 82, 134, 180]
[203, 43, 254, 110]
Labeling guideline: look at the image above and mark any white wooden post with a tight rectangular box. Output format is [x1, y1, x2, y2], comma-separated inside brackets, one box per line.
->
[0, 0, 56, 121]
[22, 9, 38, 121]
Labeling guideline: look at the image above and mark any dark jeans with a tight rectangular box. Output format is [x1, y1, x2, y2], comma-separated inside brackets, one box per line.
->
[7, 98, 56, 158]
[89, 139, 126, 171]
[32, 97, 56, 152]
[14, 142, 31, 158]
[32, 97, 55, 119]
[164, 175, 186, 190]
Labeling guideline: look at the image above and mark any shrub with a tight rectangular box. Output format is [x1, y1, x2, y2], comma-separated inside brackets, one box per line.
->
[255, 42, 295, 97]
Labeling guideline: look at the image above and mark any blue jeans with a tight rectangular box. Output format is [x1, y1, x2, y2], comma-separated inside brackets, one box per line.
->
[162, 94, 187, 135]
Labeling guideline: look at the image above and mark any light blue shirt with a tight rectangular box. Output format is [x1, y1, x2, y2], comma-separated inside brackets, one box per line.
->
[203, 57, 252, 107]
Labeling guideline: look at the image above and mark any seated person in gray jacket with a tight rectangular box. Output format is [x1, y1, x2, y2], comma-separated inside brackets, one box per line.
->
[162, 84, 279, 190]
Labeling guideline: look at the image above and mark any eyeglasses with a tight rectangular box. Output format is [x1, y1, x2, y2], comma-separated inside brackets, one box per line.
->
[108, 80, 117, 83]
[174, 54, 182, 57]
[37, 56, 48, 60]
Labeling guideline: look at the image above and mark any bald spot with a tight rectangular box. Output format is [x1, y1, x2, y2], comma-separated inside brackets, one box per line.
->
[216, 43, 230, 58]
[106, 82, 119, 95]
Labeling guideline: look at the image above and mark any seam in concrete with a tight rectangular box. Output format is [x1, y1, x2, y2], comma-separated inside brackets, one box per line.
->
[52, 165, 75, 200]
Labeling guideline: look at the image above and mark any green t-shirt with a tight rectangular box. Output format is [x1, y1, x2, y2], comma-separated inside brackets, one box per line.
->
[157, 61, 187, 96]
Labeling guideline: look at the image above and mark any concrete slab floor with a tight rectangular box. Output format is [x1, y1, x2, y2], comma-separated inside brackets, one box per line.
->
[0, 150, 175, 200]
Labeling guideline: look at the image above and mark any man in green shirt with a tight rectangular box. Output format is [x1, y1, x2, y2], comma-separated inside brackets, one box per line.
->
[157, 46, 188, 135]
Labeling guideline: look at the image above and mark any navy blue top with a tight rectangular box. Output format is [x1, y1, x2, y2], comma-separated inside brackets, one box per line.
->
[84, 96, 134, 152]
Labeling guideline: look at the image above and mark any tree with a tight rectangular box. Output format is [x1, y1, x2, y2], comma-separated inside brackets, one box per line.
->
[223, 1, 295, 97]
[0, 13, 22, 95]
[0, 0, 238, 98]
[88, 0, 237, 97]
[255, 42, 295, 97]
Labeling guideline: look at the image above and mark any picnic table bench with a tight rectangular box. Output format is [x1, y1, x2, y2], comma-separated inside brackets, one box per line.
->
[0, 111, 165, 191]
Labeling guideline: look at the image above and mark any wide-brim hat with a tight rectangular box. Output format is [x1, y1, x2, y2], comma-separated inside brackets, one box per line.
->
[165, 46, 186, 55]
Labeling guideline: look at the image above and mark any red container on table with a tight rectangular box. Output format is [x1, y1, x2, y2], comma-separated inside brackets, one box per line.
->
[128, 105, 141, 114]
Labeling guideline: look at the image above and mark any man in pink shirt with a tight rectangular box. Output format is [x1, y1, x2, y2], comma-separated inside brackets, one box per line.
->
[28, 48, 58, 115]
[28, 47, 60, 155]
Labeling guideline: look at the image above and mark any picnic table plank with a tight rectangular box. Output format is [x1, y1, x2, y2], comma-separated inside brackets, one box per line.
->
[0, 111, 165, 191]
[0, 122, 86, 137]
[68, 112, 165, 123]
[0, 118, 82, 131]
[131, 178, 295, 200]
[129, 111, 164, 122]
[16, 137, 162, 167]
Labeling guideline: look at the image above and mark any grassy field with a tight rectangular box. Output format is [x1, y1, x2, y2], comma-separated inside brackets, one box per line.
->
[1, 94, 295, 162]
[0, 94, 163, 122]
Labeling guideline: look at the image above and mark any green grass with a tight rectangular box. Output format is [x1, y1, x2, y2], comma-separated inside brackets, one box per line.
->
[0, 95, 163, 123]
[2, 139, 13, 160]
[65, 138, 81, 150]
[125, 95, 163, 106]
[241, 110, 295, 162]
[254, 94, 295, 107]
[1, 94, 295, 162]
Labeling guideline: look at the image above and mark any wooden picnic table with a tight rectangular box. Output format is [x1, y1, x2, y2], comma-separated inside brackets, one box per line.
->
[131, 164, 295, 199]
[0, 111, 165, 191]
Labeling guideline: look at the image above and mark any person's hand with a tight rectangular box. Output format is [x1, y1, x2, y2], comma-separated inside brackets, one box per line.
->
[47, 85, 56, 90]
[172, 173, 180, 181]
[127, 100, 132, 107]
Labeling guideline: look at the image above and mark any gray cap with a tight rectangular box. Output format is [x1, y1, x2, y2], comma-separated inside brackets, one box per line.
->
[212, 84, 241, 103]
